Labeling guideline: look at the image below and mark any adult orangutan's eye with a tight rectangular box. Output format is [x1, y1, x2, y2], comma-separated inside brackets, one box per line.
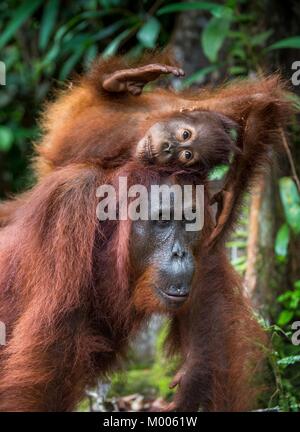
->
[184, 150, 193, 160]
[182, 130, 191, 140]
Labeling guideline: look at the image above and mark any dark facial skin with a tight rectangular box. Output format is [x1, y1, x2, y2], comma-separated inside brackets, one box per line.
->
[136, 111, 239, 170]
[130, 179, 201, 310]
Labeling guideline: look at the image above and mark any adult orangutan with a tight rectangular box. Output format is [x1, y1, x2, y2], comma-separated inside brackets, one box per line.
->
[0, 52, 292, 411]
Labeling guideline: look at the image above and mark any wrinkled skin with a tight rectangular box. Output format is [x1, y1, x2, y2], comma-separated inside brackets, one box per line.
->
[130, 179, 202, 310]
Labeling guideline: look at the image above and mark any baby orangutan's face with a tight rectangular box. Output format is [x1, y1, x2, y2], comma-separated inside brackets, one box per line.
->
[136, 111, 239, 170]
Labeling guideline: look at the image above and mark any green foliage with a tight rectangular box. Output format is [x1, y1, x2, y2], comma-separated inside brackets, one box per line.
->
[277, 280, 300, 326]
[279, 178, 300, 235]
[231, 254, 247, 270]
[137, 17, 161, 48]
[277, 355, 300, 366]
[0, 126, 14, 152]
[39, 0, 59, 51]
[277, 310, 294, 327]
[201, 9, 233, 62]
[157, 2, 232, 17]
[181, 64, 219, 87]
[271, 176, 300, 410]
[208, 164, 229, 180]
[109, 321, 178, 399]
[275, 177, 300, 326]
[268, 36, 300, 50]
[266, 324, 300, 411]
[0, 0, 44, 50]
[275, 223, 290, 262]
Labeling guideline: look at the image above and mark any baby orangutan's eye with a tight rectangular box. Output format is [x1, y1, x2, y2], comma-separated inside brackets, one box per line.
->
[179, 150, 193, 163]
[184, 150, 193, 160]
[182, 130, 191, 140]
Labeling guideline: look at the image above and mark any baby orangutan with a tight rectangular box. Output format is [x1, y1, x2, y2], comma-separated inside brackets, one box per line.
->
[135, 111, 240, 172]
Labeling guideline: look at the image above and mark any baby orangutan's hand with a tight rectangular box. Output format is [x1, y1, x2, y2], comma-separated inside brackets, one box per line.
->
[162, 358, 203, 412]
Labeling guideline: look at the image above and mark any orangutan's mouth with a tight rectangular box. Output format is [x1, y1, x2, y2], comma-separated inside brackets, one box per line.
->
[157, 287, 189, 304]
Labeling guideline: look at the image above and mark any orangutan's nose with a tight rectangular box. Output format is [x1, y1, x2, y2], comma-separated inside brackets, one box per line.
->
[162, 142, 174, 153]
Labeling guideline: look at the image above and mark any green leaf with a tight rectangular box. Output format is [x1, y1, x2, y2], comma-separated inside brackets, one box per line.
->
[289, 295, 300, 310]
[99, 0, 122, 7]
[294, 280, 300, 290]
[0, 0, 43, 50]
[84, 45, 98, 68]
[231, 255, 246, 266]
[137, 17, 161, 48]
[277, 355, 300, 366]
[275, 224, 290, 259]
[234, 262, 247, 272]
[268, 36, 300, 51]
[201, 14, 232, 62]
[286, 92, 300, 111]
[39, 0, 59, 50]
[228, 66, 247, 75]
[59, 46, 86, 80]
[277, 291, 293, 303]
[277, 310, 294, 326]
[279, 177, 300, 235]
[0, 126, 14, 152]
[93, 19, 129, 42]
[226, 240, 247, 248]
[182, 64, 218, 87]
[209, 164, 229, 180]
[277, 289, 299, 310]
[251, 29, 273, 47]
[233, 12, 256, 23]
[234, 230, 248, 238]
[102, 28, 133, 58]
[229, 46, 247, 61]
[157, 2, 232, 18]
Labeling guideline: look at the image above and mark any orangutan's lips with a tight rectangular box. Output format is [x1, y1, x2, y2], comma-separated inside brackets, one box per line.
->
[157, 287, 189, 303]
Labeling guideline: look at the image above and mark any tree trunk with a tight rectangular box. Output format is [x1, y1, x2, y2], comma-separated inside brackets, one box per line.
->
[246, 0, 300, 311]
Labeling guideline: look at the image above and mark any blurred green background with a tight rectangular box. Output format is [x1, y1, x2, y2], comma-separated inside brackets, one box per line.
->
[1, 0, 300, 411]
